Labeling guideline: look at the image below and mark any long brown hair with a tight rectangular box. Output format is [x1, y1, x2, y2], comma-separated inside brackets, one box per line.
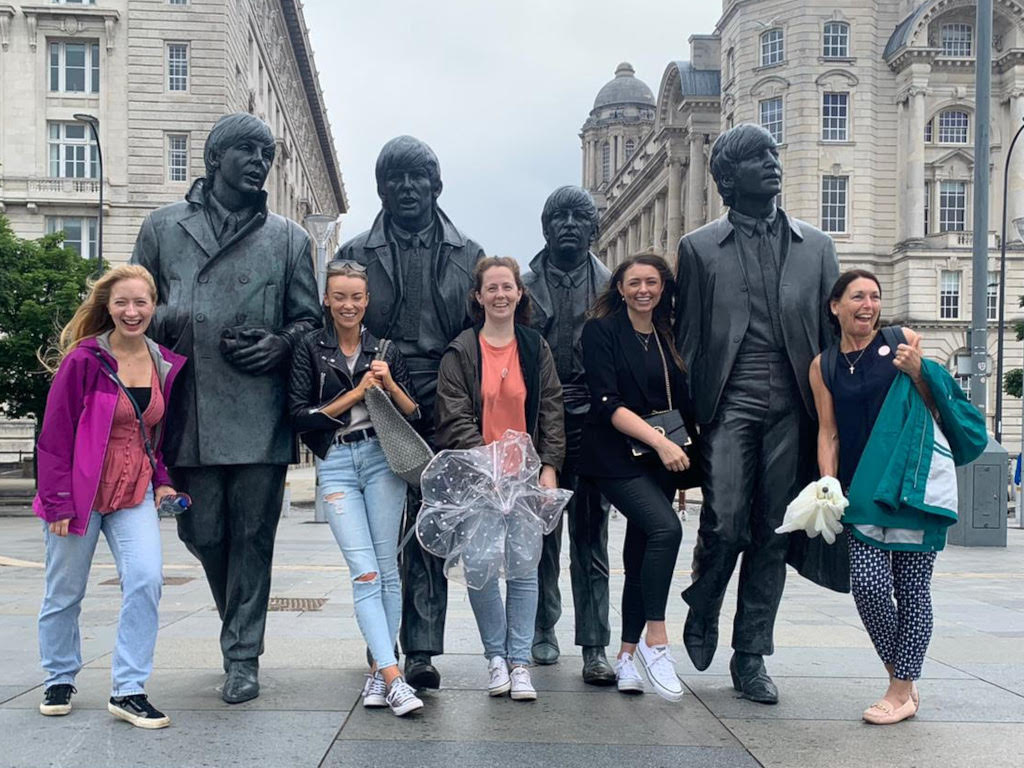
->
[43, 264, 157, 372]
[590, 254, 683, 369]
[469, 257, 532, 326]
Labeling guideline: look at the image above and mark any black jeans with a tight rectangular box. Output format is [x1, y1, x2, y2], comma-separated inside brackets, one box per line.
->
[173, 463, 287, 662]
[596, 467, 681, 645]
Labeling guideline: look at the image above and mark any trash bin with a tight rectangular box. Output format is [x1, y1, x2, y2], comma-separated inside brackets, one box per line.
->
[947, 437, 1007, 547]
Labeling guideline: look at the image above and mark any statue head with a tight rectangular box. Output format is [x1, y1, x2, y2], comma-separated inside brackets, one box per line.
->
[375, 135, 442, 231]
[541, 185, 598, 267]
[204, 113, 275, 201]
[709, 123, 781, 209]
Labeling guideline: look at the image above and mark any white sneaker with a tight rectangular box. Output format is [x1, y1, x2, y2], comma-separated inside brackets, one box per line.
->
[487, 656, 511, 696]
[385, 678, 424, 717]
[509, 665, 537, 701]
[615, 652, 645, 694]
[361, 671, 387, 708]
[636, 637, 684, 702]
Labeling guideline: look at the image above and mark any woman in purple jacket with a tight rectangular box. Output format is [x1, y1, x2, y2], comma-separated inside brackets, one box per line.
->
[33, 264, 185, 729]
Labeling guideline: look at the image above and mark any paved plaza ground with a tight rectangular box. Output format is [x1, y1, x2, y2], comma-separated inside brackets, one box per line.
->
[1, 467, 1024, 767]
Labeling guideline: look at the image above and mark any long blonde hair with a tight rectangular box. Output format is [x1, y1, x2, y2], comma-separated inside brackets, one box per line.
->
[43, 264, 157, 371]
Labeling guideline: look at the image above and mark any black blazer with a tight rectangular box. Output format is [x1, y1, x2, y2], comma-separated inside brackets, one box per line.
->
[673, 210, 839, 424]
[580, 309, 695, 478]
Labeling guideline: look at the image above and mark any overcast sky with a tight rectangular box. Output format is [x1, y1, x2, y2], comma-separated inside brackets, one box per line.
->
[300, 1, 723, 260]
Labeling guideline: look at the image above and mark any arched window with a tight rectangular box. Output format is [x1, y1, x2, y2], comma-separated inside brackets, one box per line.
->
[625, 138, 636, 160]
[601, 141, 611, 182]
[760, 28, 784, 67]
[822, 21, 849, 58]
[937, 109, 969, 143]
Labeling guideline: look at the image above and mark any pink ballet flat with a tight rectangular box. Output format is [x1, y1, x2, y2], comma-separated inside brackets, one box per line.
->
[862, 696, 918, 725]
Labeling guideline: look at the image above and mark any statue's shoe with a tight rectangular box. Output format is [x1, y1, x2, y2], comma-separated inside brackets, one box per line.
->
[404, 654, 441, 689]
[581, 646, 616, 686]
[729, 653, 778, 705]
[531, 628, 560, 665]
[223, 660, 260, 704]
[682, 609, 718, 671]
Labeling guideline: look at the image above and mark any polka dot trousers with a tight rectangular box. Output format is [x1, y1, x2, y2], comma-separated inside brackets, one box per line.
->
[848, 535, 937, 681]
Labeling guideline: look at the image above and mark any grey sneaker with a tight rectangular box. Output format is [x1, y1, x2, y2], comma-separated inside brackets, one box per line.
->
[385, 678, 423, 717]
[361, 671, 387, 708]
[107, 694, 170, 729]
[487, 656, 511, 696]
[636, 638, 684, 702]
[615, 652, 644, 694]
[509, 665, 537, 701]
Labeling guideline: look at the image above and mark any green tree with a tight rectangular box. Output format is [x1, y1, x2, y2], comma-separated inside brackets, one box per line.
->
[1005, 295, 1024, 399]
[0, 214, 94, 433]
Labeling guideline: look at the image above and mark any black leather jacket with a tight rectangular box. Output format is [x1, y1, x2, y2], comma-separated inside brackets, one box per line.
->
[287, 324, 418, 459]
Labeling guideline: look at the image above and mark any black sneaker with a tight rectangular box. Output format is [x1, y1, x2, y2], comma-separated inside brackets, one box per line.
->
[39, 684, 76, 716]
[108, 694, 170, 729]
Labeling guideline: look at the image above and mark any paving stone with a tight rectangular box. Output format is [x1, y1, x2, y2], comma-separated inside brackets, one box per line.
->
[322, 740, 762, 768]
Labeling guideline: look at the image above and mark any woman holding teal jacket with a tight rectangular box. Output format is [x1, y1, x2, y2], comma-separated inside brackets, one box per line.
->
[809, 269, 951, 726]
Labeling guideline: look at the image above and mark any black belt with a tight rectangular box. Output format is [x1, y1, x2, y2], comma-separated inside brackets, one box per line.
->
[336, 427, 377, 445]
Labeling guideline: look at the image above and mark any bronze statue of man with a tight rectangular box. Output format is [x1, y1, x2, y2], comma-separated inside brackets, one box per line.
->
[132, 113, 320, 703]
[523, 186, 614, 684]
[335, 135, 484, 689]
[674, 124, 839, 704]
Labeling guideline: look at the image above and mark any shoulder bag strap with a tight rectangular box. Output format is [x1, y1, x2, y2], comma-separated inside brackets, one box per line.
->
[92, 350, 158, 473]
[653, 332, 673, 411]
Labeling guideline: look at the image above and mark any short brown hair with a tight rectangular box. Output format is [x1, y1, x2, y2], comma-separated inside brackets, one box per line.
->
[469, 257, 531, 326]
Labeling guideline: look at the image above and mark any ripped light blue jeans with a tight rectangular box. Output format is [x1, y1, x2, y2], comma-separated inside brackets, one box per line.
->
[317, 437, 407, 670]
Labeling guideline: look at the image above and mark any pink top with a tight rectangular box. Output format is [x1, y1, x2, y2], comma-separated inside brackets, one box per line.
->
[93, 366, 165, 513]
[479, 336, 527, 444]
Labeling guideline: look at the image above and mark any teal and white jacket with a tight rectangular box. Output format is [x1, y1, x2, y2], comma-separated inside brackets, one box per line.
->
[844, 358, 988, 552]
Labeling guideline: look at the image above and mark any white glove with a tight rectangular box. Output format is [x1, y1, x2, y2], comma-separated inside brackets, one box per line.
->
[775, 476, 849, 545]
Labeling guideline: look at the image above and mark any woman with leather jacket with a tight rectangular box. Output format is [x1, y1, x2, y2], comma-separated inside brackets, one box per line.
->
[287, 260, 422, 717]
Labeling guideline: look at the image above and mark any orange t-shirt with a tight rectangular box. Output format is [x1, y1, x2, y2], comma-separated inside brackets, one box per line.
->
[479, 336, 527, 444]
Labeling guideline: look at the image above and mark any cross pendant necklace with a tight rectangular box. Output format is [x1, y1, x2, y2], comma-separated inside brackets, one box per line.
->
[842, 345, 869, 374]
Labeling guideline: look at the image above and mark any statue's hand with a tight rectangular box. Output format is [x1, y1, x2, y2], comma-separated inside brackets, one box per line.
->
[223, 329, 289, 374]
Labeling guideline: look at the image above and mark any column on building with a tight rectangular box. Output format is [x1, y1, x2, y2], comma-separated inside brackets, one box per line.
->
[640, 207, 651, 251]
[905, 86, 927, 240]
[617, 231, 627, 263]
[1008, 89, 1024, 237]
[667, 157, 683, 253]
[628, 219, 638, 253]
[653, 194, 665, 255]
[686, 133, 704, 233]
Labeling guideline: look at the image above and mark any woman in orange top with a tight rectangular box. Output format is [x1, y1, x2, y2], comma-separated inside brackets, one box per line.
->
[435, 257, 565, 702]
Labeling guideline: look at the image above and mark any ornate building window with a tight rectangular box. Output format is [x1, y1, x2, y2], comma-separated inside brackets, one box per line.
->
[987, 270, 999, 321]
[821, 176, 848, 233]
[760, 29, 784, 67]
[924, 182, 930, 235]
[939, 180, 967, 231]
[924, 119, 933, 142]
[167, 133, 188, 182]
[940, 270, 961, 319]
[941, 23, 973, 57]
[937, 110, 969, 143]
[822, 22, 850, 58]
[51, 1, 97, 4]
[821, 92, 849, 141]
[168, 0, 187, 4]
[759, 97, 784, 143]
[49, 40, 99, 93]
[625, 138, 636, 160]
[46, 216, 98, 259]
[167, 42, 189, 91]
[725, 48, 734, 83]
[47, 122, 98, 178]
[601, 142, 610, 182]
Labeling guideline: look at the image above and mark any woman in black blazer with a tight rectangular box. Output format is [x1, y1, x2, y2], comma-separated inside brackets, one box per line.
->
[581, 254, 696, 703]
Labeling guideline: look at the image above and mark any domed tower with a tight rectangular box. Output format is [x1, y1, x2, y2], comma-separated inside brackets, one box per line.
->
[581, 63, 656, 210]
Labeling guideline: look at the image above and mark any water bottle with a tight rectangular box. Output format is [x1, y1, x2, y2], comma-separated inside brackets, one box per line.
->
[157, 493, 192, 518]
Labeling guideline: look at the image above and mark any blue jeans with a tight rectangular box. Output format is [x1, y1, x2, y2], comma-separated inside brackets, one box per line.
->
[468, 574, 538, 666]
[38, 490, 162, 697]
[318, 438, 407, 670]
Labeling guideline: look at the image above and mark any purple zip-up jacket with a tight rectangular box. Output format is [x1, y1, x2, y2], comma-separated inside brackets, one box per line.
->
[33, 333, 187, 536]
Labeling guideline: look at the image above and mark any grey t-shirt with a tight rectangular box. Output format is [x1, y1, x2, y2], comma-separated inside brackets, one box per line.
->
[342, 348, 373, 435]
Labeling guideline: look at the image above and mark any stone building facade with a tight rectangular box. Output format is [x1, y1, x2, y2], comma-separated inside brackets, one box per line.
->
[0, 0, 346, 265]
[585, 0, 1024, 447]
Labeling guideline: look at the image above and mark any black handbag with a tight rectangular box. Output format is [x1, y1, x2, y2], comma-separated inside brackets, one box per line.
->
[625, 333, 691, 458]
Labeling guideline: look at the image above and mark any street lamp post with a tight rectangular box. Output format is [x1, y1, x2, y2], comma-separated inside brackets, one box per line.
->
[303, 212, 339, 524]
[994, 117, 1024, 443]
[73, 113, 103, 275]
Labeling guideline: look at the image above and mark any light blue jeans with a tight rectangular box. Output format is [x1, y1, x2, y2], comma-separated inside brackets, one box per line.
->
[38, 490, 163, 697]
[317, 438, 407, 670]
[468, 574, 538, 666]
